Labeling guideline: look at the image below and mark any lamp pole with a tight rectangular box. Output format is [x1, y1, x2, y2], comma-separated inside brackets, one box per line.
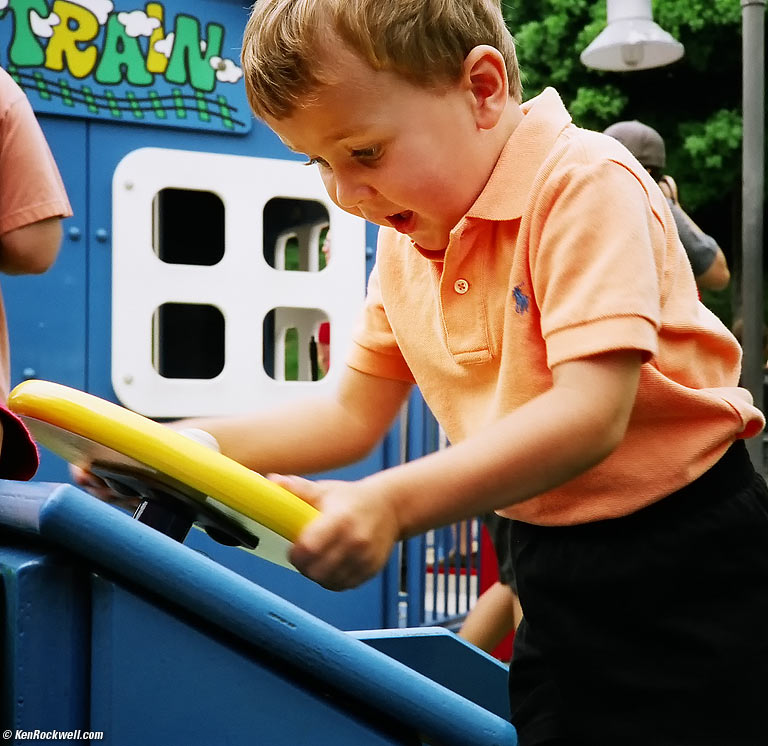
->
[741, 0, 765, 470]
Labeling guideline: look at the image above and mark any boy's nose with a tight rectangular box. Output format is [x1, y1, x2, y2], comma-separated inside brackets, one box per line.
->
[332, 173, 375, 210]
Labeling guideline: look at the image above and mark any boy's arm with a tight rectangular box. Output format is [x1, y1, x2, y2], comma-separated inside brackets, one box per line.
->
[72, 367, 411, 500]
[177, 366, 412, 476]
[280, 348, 642, 590]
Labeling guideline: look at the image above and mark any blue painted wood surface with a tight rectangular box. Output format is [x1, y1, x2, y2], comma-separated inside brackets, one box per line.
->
[0, 481, 516, 745]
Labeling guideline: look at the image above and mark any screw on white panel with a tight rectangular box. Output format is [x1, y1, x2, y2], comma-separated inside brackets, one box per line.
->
[124, 181, 134, 190]
[123, 374, 134, 384]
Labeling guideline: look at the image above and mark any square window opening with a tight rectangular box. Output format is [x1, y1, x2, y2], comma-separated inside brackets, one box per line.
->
[153, 188, 225, 266]
[263, 198, 329, 272]
[152, 302, 225, 379]
[263, 307, 330, 381]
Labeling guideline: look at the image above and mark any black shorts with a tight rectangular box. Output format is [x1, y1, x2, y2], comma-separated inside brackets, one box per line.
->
[507, 440, 768, 746]
[483, 512, 517, 592]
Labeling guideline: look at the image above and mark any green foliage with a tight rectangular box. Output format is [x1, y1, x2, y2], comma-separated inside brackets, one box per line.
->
[568, 84, 627, 131]
[675, 109, 742, 210]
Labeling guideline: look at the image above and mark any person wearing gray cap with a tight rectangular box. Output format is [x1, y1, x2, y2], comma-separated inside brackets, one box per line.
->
[604, 120, 730, 291]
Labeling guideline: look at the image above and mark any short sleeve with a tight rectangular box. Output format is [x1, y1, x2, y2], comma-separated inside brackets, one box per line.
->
[531, 159, 663, 367]
[0, 83, 72, 235]
[346, 264, 415, 382]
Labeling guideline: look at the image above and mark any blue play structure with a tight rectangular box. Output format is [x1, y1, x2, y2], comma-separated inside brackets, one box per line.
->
[0, 0, 513, 741]
[0, 0, 489, 636]
[0, 481, 515, 744]
[0, 0, 476, 633]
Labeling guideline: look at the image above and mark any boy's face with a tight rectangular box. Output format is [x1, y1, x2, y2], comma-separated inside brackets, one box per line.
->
[265, 45, 494, 252]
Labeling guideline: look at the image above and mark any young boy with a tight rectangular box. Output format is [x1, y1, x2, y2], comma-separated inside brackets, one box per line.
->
[78, 1, 768, 743]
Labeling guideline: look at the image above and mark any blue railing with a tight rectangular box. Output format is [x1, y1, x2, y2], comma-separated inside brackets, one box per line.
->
[383, 391, 486, 631]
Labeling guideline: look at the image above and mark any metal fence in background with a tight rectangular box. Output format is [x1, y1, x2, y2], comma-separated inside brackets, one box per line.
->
[383, 393, 485, 631]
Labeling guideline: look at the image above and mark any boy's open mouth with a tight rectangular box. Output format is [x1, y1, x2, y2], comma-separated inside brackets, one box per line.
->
[386, 210, 415, 234]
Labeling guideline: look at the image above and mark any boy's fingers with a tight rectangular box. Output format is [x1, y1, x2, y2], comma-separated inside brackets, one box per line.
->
[70, 464, 109, 492]
[290, 518, 365, 591]
[70, 464, 93, 486]
[267, 473, 324, 508]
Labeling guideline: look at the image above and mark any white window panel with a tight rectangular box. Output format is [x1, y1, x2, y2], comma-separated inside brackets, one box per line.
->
[112, 147, 365, 418]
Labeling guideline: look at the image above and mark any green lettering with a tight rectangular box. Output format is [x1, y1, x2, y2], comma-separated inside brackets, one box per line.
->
[95, 15, 153, 85]
[6, 0, 49, 66]
[165, 15, 223, 92]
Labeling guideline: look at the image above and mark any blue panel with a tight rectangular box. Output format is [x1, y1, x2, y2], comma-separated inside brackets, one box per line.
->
[81, 103, 396, 624]
[355, 627, 511, 720]
[0, 542, 90, 733]
[90, 576, 406, 745]
[0, 483, 516, 744]
[22, 484, 515, 746]
[184, 522, 388, 631]
[4, 116, 87, 389]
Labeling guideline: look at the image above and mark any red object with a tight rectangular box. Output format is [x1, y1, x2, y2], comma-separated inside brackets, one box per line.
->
[0, 402, 39, 480]
[479, 525, 515, 662]
[318, 322, 330, 344]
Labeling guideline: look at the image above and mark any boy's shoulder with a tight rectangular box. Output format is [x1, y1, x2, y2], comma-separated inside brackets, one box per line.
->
[491, 89, 651, 207]
[552, 125, 647, 180]
[514, 89, 636, 163]
[532, 123, 661, 211]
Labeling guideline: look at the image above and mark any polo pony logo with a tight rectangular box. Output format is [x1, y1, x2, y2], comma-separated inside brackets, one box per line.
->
[513, 283, 529, 314]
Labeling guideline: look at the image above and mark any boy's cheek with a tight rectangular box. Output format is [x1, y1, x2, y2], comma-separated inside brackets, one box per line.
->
[319, 171, 336, 200]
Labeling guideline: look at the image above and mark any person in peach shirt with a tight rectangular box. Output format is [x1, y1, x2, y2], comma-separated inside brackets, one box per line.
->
[76, 3, 768, 743]
[0, 66, 72, 479]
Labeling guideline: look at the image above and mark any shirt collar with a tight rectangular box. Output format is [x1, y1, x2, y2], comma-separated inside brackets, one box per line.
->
[465, 87, 572, 222]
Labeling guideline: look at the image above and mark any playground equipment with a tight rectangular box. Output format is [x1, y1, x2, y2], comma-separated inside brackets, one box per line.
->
[0, 4, 511, 734]
[0, 0, 491, 634]
[8, 379, 318, 567]
[1, 381, 516, 744]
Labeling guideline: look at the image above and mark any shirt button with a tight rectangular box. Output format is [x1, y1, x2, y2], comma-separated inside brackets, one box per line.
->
[454, 278, 470, 294]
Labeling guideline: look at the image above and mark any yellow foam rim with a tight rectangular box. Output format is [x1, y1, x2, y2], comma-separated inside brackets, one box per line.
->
[8, 380, 319, 542]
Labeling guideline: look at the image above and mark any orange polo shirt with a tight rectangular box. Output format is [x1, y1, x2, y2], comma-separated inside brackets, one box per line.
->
[347, 87, 763, 526]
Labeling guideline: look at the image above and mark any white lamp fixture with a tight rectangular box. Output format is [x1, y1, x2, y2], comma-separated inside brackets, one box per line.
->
[581, 0, 684, 71]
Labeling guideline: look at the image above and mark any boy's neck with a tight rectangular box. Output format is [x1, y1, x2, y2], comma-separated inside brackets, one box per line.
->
[494, 100, 524, 160]
[468, 99, 524, 207]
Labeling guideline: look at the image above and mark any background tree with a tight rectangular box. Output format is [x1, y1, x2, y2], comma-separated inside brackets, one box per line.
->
[502, 0, 759, 325]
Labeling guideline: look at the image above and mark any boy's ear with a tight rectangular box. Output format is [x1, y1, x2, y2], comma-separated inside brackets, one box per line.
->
[462, 45, 509, 130]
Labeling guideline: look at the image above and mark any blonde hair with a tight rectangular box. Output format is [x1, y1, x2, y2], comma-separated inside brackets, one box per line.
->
[241, 0, 521, 120]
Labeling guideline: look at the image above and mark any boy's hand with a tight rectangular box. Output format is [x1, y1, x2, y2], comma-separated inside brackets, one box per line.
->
[69, 428, 219, 512]
[269, 473, 401, 591]
[69, 463, 141, 510]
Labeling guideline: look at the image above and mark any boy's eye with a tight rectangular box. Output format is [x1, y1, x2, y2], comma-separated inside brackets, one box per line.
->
[304, 157, 330, 168]
[351, 146, 381, 161]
